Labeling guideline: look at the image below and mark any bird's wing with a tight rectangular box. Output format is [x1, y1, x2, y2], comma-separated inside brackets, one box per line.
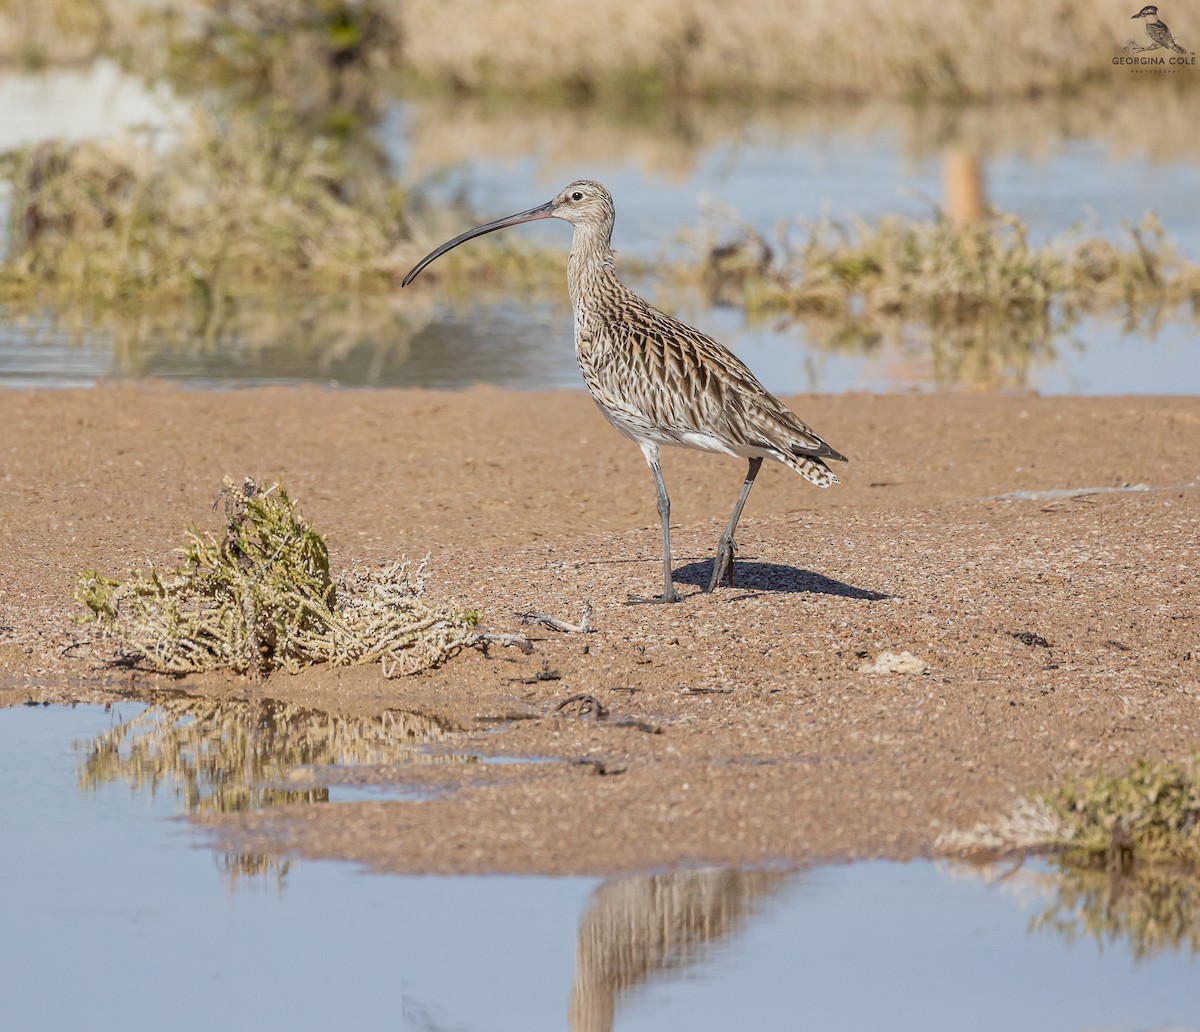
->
[603, 293, 846, 462]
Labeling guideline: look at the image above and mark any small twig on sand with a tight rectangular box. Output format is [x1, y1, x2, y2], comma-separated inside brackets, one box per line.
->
[515, 603, 593, 634]
[552, 692, 662, 734]
[510, 661, 561, 684]
[480, 632, 534, 654]
[554, 692, 608, 719]
[571, 758, 627, 776]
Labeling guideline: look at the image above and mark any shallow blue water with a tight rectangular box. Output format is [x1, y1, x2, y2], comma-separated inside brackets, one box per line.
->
[405, 131, 1200, 262]
[2, 702, 1197, 1032]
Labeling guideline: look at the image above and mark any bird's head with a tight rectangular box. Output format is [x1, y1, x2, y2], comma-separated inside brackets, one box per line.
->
[545, 180, 616, 230]
[1132, 5, 1158, 18]
[401, 179, 616, 287]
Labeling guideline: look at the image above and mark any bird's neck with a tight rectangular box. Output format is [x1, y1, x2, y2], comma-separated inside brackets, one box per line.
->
[567, 224, 618, 313]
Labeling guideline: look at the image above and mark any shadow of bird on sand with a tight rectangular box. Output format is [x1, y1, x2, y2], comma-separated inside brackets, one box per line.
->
[674, 559, 889, 599]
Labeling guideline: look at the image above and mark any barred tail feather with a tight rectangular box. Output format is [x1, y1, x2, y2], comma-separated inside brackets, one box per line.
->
[777, 450, 838, 487]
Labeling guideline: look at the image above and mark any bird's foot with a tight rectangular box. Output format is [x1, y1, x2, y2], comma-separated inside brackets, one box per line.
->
[706, 536, 737, 592]
[626, 589, 680, 605]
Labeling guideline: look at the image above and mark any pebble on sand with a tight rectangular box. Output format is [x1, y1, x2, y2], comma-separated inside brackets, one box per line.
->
[860, 650, 931, 675]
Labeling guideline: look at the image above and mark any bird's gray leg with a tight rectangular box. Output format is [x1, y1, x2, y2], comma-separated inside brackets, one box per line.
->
[707, 458, 763, 592]
[641, 444, 678, 603]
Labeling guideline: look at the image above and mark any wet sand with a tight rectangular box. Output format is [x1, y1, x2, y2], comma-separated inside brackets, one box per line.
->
[2, 384, 1198, 873]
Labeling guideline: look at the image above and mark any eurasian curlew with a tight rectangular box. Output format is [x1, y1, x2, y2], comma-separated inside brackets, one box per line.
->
[402, 180, 846, 602]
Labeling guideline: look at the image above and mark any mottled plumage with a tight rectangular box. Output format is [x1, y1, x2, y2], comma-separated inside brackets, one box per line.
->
[403, 179, 846, 602]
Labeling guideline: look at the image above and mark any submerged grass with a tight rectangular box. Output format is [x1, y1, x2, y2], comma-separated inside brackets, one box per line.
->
[77, 477, 490, 678]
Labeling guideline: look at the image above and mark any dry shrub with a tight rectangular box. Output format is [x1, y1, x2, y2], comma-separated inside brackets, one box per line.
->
[77, 477, 487, 678]
[1049, 758, 1200, 870]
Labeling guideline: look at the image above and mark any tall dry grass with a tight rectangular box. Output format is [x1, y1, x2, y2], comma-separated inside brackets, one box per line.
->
[0, 0, 109, 65]
[6, 0, 1192, 98]
[401, 0, 1160, 100]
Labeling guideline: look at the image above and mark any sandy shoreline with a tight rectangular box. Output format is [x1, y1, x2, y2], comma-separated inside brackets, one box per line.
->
[2, 384, 1198, 873]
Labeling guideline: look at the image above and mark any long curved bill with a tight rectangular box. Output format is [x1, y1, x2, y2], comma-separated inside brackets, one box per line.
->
[401, 200, 556, 287]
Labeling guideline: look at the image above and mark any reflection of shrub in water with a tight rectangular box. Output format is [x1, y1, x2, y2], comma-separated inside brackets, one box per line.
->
[76, 696, 453, 813]
[1031, 858, 1200, 958]
[949, 856, 1200, 958]
[75, 695, 455, 887]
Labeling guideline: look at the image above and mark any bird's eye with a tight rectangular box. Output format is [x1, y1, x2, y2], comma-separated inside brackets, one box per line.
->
[571, 191, 584, 201]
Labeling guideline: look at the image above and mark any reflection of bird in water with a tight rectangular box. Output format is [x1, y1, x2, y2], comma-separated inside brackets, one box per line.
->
[1131, 5, 1187, 52]
[403, 180, 846, 602]
[567, 867, 795, 1032]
